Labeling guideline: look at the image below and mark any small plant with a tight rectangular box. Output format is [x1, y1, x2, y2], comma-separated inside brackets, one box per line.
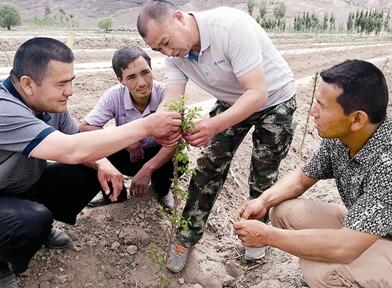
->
[300, 71, 319, 158]
[147, 95, 202, 286]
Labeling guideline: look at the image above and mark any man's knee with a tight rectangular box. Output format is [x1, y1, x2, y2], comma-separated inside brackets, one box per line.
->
[0, 199, 53, 258]
[26, 202, 53, 237]
[300, 258, 348, 288]
[269, 199, 298, 229]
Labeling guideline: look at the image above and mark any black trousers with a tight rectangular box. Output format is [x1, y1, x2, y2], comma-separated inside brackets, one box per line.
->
[107, 146, 175, 197]
[0, 163, 100, 267]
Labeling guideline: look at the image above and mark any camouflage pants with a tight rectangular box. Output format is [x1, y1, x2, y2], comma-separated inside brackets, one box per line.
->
[178, 96, 297, 244]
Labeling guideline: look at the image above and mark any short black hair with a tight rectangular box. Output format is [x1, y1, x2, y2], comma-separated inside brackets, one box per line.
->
[137, 0, 177, 38]
[11, 37, 74, 85]
[320, 59, 389, 124]
[112, 46, 152, 78]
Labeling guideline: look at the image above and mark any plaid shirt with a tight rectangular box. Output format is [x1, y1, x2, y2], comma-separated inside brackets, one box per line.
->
[303, 118, 392, 237]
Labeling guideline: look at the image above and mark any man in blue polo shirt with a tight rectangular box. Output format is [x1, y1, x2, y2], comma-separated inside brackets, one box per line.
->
[0, 37, 181, 287]
[80, 46, 176, 209]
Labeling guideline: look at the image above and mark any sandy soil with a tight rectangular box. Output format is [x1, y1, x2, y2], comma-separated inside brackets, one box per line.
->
[1, 32, 391, 288]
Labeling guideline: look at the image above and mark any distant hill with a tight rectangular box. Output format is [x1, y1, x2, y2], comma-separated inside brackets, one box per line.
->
[4, 0, 392, 29]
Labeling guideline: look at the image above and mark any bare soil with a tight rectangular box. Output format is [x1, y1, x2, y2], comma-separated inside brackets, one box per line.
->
[2, 32, 391, 288]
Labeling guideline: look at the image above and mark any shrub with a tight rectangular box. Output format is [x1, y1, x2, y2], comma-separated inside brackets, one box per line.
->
[0, 4, 21, 30]
[97, 17, 113, 32]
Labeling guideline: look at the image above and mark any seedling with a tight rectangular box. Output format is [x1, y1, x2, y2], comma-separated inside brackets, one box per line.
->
[147, 95, 202, 286]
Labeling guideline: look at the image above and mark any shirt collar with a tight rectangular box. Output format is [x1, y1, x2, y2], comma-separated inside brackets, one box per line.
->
[189, 11, 210, 56]
[3, 77, 25, 104]
[2, 77, 52, 123]
[123, 82, 160, 115]
[354, 118, 392, 164]
[331, 119, 392, 165]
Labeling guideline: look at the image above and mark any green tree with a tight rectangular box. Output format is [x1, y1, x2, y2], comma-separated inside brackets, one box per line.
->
[273, 1, 286, 20]
[346, 12, 354, 33]
[43, 3, 53, 25]
[329, 13, 335, 30]
[322, 12, 329, 31]
[247, 0, 256, 16]
[259, 0, 267, 19]
[384, 10, 390, 31]
[97, 17, 113, 32]
[0, 4, 21, 30]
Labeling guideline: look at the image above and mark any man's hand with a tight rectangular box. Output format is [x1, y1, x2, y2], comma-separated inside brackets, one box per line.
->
[130, 167, 152, 197]
[237, 198, 268, 220]
[155, 131, 182, 147]
[233, 219, 271, 247]
[144, 112, 182, 146]
[183, 118, 218, 147]
[127, 143, 144, 163]
[96, 159, 124, 202]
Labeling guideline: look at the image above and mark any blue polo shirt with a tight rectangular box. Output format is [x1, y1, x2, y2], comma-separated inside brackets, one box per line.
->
[0, 77, 78, 195]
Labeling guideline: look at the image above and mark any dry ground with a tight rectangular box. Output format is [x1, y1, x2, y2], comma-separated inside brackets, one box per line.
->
[1, 32, 392, 288]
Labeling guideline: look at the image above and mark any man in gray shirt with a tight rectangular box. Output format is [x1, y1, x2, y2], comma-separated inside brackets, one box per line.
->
[137, 0, 296, 272]
[0, 37, 181, 287]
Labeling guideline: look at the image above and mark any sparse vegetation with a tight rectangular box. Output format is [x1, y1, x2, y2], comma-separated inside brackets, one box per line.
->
[244, 0, 391, 35]
[33, 3, 76, 28]
[255, 0, 287, 31]
[0, 3, 21, 30]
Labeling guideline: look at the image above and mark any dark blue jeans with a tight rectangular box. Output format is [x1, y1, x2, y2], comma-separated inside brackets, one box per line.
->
[0, 163, 101, 270]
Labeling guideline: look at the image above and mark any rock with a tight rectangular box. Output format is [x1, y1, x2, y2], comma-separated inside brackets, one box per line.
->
[222, 276, 236, 287]
[178, 277, 185, 285]
[126, 245, 138, 255]
[182, 242, 239, 288]
[111, 242, 121, 250]
[192, 284, 203, 288]
[119, 227, 150, 247]
[224, 259, 243, 278]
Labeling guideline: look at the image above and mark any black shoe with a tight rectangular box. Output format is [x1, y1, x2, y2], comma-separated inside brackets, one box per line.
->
[88, 188, 127, 208]
[45, 227, 73, 249]
[9, 259, 29, 275]
[0, 262, 17, 288]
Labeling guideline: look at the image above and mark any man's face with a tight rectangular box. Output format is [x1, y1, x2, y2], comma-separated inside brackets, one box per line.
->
[311, 80, 352, 139]
[143, 15, 193, 57]
[119, 56, 153, 103]
[30, 60, 75, 113]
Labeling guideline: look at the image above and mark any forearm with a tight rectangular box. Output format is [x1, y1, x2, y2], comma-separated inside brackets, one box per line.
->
[33, 119, 150, 163]
[79, 120, 103, 132]
[142, 146, 175, 172]
[268, 227, 377, 263]
[259, 168, 317, 210]
[212, 89, 267, 133]
[82, 157, 110, 170]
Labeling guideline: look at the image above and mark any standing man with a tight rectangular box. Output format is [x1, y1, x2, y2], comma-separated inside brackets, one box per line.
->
[80, 46, 176, 209]
[137, 0, 296, 272]
[0, 37, 181, 288]
[234, 60, 392, 287]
